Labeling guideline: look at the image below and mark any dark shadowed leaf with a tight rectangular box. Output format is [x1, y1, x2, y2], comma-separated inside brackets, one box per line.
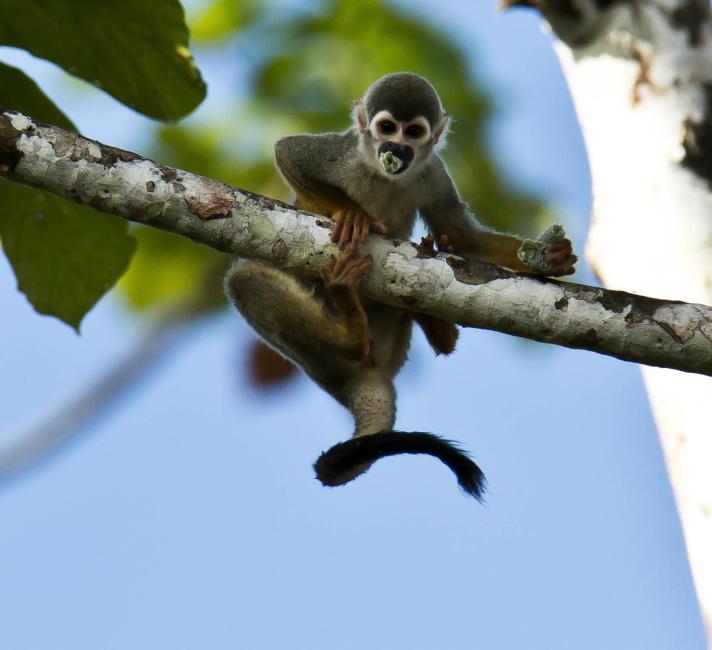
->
[0, 62, 74, 131]
[0, 181, 136, 330]
[0, 0, 206, 121]
[0, 62, 136, 329]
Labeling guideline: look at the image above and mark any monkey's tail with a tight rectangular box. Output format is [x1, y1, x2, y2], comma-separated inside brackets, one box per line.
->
[313, 431, 486, 501]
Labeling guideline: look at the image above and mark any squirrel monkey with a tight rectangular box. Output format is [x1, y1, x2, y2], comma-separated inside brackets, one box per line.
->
[226, 73, 576, 500]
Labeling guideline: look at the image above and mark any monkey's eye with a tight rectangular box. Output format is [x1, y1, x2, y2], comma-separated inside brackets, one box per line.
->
[378, 120, 397, 135]
[405, 124, 425, 139]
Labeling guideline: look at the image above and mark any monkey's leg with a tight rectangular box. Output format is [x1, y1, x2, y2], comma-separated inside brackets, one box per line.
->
[225, 258, 370, 370]
[319, 248, 374, 363]
[412, 235, 459, 355]
[412, 313, 459, 355]
[226, 260, 484, 499]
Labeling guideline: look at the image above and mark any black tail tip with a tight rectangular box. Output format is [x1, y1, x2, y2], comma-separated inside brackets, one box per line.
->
[313, 431, 487, 502]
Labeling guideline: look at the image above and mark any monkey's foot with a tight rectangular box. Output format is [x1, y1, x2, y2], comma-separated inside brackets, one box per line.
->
[321, 247, 373, 287]
[417, 233, 455, 257]
[413, 313, 459, 356]
[331, 207, 388, 250]
[321, 249, 373, 362]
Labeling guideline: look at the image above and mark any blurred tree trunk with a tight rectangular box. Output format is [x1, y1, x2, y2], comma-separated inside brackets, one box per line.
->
[518, 0, 712, 641]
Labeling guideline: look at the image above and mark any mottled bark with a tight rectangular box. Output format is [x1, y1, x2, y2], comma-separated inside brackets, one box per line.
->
[2, 109, 712, 377]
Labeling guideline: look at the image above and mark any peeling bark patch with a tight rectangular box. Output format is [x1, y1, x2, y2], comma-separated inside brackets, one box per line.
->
[0, 114, 23, 173]
[563, 284, 691, 327]
[272, 238, 289, 260]
[183, 192, 235, 220]
[681, 83, 712, 187]
[570, 328, 601, 349]
[701, 321, 712, 341]
[97, 143, 140, 169]
[146, 181, 156, 192]
[159, 166, 178, 182]
[656, 321, 685, 345]
[448, 257, 516, 285]
[554, 296, 569, 311]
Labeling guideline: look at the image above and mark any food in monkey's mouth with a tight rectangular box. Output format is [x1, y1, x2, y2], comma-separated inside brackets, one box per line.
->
[379, 150, 403, 174]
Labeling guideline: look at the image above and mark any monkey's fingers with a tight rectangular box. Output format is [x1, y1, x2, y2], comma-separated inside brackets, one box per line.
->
[331, 209, 358, 247]
[438, 234, 454, 253]
[338, 210, 356, 249]
[545, 239, 572, 255]
[370, 221, 389, 236]
[357, 212, 371, 244]
[545, 240, 576, 271]
[331, 247, 359, 278]
[547, 255, 578, 276]
[320, 254, 338, 283]
[331, 210, 346, 244]
[345, 255, 373, 281]
[419, 235, 435, 251]
[332, 252, 372, 285]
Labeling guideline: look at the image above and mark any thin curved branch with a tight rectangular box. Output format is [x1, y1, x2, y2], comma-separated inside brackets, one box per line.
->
[2, 110, 712, 375]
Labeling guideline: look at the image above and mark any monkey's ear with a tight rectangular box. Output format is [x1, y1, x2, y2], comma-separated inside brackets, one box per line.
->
[353, 100, 368, 133]
[432, 111, 450, 145]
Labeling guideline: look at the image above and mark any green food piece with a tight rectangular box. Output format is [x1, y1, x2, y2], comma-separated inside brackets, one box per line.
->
[379, 150, 403, 174]
[517, 224, 566, 274]
[537, 224, 565, 244]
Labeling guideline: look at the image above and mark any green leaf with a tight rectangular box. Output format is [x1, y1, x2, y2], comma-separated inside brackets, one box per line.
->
[0, 182, 136, 330]
[0, 0, 206, 121]
[0, 62, 74, 131]
[0, 62, 136, 329]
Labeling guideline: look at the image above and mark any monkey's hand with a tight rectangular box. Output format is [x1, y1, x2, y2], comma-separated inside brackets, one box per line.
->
[331, 207, 389, 250]
[517, 225, 577, 277]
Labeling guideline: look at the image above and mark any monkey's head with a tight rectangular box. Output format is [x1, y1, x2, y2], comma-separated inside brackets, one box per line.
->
[354, 73, 450, 180]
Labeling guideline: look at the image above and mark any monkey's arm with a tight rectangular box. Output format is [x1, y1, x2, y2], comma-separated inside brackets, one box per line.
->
[420, 159, 576, 276]
[275, 133, 360, 215]
[275, 133, 388, 248]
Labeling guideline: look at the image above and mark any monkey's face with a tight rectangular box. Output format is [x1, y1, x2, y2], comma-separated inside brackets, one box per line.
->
[361, 110, 436, 179]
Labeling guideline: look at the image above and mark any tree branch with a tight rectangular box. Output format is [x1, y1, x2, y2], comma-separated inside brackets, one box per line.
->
[2, 109, 712, 375]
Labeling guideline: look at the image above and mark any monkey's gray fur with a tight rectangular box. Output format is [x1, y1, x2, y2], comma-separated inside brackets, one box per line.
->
[226, 72, 576, 499]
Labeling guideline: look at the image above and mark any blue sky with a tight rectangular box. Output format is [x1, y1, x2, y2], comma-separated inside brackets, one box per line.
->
[0, 1, 707, 648]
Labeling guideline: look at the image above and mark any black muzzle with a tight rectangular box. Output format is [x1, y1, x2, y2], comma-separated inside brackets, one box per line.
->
[377, 142, 414, 175]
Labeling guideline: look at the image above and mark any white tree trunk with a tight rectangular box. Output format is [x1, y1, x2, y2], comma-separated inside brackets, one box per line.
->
[529, 0, 712, 640]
